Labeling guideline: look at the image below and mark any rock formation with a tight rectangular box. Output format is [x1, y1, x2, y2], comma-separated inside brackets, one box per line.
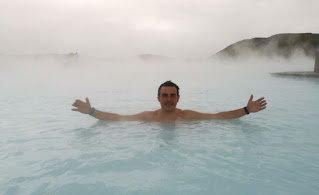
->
[315, 50, 319, 73]
[214, 33, 319, 59]
[137, 54, 170, 61]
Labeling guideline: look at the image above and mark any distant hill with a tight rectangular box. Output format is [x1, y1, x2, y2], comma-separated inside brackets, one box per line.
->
[0, 53, 79, 59]
[137, 54, 171, 61]
[214, 33, 319, 59]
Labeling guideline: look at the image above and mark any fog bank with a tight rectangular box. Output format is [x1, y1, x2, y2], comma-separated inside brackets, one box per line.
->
[0, 53, 314, 97]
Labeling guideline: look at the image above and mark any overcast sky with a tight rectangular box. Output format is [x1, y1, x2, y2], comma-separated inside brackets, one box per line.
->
[0, 0, 318, 58]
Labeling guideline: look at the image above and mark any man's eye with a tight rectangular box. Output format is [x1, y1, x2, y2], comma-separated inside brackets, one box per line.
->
[171, 94, 176, 97]
[162, 94, 168, 97]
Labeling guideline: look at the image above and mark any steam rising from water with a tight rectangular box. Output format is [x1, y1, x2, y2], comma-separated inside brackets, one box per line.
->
[0, 53, 314, 97]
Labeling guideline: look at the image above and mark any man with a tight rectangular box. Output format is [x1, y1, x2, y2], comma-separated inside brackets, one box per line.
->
[72, 81, 267, 122]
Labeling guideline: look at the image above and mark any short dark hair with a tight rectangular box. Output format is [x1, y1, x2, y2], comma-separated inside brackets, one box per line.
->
[158, 80, 180, 97]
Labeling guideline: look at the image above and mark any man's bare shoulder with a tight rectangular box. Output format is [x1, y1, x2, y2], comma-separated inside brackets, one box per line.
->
[119, 111, 154, 121]
[180, 109, 220, 120]
[135, 110, 159, 120]
[179, 109, 199, 119]
[139, 110, 158, 116]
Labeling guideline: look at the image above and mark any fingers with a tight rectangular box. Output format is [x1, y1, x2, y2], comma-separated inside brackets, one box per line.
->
[86, 97, 91, 107]
[249, 95, 253, 102]
[72, 100, 79, 107]
[248, 96, 267, 112]
[259, 98, 267, 109]
[257, 100, 267, 111]
[72, 99, 84, 107]
[72, 98, 91, 114]
[255, 97, 267, 107]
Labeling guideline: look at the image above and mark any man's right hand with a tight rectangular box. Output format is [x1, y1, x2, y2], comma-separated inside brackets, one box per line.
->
[72, 97, 92, 114]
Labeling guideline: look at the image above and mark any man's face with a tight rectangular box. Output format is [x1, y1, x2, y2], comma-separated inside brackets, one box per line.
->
[158, 86, 180, 112]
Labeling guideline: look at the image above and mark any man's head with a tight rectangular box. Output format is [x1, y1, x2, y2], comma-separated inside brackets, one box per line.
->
[157, 81, 180, 112]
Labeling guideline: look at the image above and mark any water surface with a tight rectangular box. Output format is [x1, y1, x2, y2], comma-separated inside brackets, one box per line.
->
[1, 57, 319, 194]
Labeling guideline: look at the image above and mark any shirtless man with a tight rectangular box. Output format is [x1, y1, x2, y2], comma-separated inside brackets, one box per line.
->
[72, 81, 267, 122]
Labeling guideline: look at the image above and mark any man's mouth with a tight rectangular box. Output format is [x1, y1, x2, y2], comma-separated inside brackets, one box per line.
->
[165, 102, 174, 106]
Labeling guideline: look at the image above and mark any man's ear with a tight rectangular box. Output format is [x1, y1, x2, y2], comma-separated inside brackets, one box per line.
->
[177, 95, 180, 102]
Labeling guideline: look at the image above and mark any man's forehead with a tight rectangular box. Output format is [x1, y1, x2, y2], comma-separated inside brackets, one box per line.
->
[160, 86, 177, 94]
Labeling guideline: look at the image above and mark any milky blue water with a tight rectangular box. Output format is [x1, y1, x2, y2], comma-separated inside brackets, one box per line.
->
[1, 57, 319, 194]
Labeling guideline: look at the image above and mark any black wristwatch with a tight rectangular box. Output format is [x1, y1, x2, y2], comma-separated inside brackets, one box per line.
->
[244, 107, 250, 114]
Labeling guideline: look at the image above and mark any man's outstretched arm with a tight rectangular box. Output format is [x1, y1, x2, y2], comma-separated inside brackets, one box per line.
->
[183, 95, 267, 119]
[71, 97, 149, 121]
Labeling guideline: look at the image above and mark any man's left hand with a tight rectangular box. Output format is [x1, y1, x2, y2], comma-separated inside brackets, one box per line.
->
[246, 95, 267, 113]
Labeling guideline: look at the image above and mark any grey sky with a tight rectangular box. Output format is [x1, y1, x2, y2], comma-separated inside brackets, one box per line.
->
[0, 0, 318, 58]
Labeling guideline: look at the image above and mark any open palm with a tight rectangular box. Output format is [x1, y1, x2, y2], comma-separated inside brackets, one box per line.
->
[246, 95, 267, 113]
